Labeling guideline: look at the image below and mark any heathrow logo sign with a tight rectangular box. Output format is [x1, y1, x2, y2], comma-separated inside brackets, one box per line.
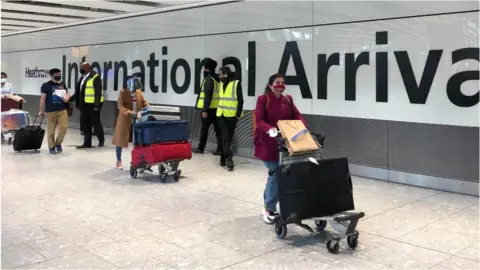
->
[61, 31, 479, 108]
[24, 66, 50, 79]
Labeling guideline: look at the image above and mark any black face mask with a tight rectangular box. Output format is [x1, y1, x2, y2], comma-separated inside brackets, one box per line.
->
[203, 71, 210, 78]
[79, 69, 86, 75]
[53, 76, 62, 81]
[220, 77, 228, 83]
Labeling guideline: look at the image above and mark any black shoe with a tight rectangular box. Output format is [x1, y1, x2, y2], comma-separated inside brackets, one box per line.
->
[220, 159, 227, 167]
[98, 141, 105, 147]
[212, 149, 222, 156]
[192, 148, 204, 154]
[226, 158, 234, 170]
[76, 144, 92, 149]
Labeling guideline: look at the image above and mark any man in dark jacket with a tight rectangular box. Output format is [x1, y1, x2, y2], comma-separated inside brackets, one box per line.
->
[75, 62, 105, 148]
[193, 58, 222, 155]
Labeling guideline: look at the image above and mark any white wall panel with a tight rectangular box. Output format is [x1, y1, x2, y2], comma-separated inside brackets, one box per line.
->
[1, 1, 478, 127]
[204, 1, 313, 34]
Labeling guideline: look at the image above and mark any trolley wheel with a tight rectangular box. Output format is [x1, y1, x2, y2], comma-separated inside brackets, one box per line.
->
[347, 235, 359, 249]
[160, 173, 168, 183]
[129, 167, 138, 179]
[326, 240, 340, 254]
[173, 171, 181, 182]
[315, 220, 327, 231]
[274, 222, 288, 239]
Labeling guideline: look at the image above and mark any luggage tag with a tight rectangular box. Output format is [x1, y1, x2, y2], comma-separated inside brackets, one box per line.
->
[290, 128, 308, 141]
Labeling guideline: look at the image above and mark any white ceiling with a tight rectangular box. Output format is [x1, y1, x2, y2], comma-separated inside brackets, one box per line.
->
[1, 0, 206, 34]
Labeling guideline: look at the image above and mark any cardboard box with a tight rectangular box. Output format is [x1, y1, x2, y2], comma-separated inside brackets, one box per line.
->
[277, 120, 319, 155]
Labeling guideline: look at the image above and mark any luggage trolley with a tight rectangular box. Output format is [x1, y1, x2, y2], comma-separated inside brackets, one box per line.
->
[129, 105, 191, 182]
[1, 109, 30, 145]
[272, 130, 365, 254]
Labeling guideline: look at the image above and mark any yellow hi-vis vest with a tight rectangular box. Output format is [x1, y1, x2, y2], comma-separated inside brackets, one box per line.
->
[196, 77, 219, 109]
[217, 80, 244, 117]
[84, 74, 104, 103]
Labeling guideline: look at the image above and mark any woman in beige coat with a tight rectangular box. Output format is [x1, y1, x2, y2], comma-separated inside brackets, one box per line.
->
[112, 77, 149, 169]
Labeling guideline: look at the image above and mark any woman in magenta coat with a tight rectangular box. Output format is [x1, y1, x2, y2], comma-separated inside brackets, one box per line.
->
[254, 74, 307, 224]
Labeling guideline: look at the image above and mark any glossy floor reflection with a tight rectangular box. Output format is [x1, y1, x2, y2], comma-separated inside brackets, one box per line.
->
[2, 130, 479, 269]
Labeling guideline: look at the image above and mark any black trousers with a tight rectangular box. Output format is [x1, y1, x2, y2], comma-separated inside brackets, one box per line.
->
[218, 116, 238, 160]
[198, 109, 222, 150]
[81, 105, 105, 145]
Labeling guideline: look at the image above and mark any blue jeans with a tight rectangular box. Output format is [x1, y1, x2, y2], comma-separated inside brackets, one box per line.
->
[263, 161, 279, 212]
[116, 146, 122, 162]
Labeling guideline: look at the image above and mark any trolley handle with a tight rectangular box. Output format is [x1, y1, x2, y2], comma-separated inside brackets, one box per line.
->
[32, 115, 45, 127]
[267, 129, 326, 147]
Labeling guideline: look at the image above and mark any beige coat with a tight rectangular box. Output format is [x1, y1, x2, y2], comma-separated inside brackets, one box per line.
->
[112, 89, 149, 148]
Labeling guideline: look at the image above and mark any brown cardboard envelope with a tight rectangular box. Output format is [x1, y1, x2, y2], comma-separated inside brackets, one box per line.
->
[277, 120, 319, 155]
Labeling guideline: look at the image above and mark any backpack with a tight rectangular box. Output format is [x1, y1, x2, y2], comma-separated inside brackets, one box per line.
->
[252, 93, 293, 135]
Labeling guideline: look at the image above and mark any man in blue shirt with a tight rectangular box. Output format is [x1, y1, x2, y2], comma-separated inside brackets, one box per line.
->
[38, 68, 70, 154]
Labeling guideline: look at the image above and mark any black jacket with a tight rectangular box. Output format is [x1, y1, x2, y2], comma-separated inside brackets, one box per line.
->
[196, 73, 219, 113]
[71, 75, 83, 109]
[74, 72, 103, 109]
[220, 78, 244, 118]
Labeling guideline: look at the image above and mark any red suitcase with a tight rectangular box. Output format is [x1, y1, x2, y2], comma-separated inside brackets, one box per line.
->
[131, 141, 192, 168]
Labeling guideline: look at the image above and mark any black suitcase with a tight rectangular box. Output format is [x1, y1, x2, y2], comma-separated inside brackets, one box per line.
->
[13, 115, 45, 152]
[276, 157, 355, 222]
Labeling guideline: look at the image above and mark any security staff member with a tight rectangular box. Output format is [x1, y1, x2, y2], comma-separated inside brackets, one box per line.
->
[193, 58, 222, 155]
[217, 66, 244, 170]
[75, 62, 105, 148]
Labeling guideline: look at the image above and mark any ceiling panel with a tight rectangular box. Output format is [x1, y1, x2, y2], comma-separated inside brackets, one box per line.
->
[1, 2, 115, 17]
[1, 11, 82, 23]
[45, 0, 165, 12]
[1, 19, 55, 28]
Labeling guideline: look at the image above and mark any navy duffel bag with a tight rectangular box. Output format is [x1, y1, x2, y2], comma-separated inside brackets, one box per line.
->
[133, 120, 189, 146]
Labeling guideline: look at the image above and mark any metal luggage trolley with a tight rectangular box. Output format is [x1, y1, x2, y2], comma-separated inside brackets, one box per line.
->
[129, 105, 186, 182]
[273, 131, 365, 254]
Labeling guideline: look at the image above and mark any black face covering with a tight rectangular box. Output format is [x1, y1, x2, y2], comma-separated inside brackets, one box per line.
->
[53, 75, 62, 81]
[203, 71, 210, 78]
[79, 69, 86, 75]
[220, 77, 228, 83]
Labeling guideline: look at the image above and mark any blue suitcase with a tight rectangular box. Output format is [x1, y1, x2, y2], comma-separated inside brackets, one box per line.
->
[133, 120, 189, 146]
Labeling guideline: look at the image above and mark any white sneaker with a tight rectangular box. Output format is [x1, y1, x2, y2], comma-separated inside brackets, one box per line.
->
[116, 161, 124, 170]
[262, 210, 278, 225]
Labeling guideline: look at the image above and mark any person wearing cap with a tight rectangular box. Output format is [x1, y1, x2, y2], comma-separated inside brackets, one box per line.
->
[216, 66, 244, 170]
[193, 58, 222, 155]
[112, 75, 149, 170]
[75, 62, 105, 149]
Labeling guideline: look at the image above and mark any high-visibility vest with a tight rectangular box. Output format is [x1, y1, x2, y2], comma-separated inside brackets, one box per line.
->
[217, 80, 244, 117]
[84, 74, 104, 103]
[196, 77, 219, 109]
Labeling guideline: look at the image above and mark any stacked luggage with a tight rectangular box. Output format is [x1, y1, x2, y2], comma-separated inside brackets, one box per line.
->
[129, 106, 192, 182]
[272, 130, 365, 254]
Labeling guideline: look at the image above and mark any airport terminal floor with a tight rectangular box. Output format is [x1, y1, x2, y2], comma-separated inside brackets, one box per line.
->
[1, 129, 479, 269]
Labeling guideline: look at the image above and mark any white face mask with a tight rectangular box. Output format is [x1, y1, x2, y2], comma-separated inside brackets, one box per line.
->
[1, 78, 6, 83]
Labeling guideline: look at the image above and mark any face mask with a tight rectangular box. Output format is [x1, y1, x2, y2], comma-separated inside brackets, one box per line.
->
[0, 78, 6, 83]
[203, 71, 210, 78]
[273, 84, 286, 92]
[79, 69, 86, 75]
[53, 76, 62, 81]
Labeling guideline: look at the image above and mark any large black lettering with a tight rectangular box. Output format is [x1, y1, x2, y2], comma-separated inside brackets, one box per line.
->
[170, 58, 191, 94]
[103, 61, 112, 91]
[147, 53, 159, 93]
[447, 48, 479, 107]
[162, 46, 168, 93]
[222, 57, 242, 80]
[317, 53, 339, 99]
[345, 52, 370, 101]
[194, 58, 208, 95]
[114, 61, 128, 91]
[248, 41, 256, 96]
[132, 60, 145, 91]
[62, 55, 66, 84]
[91, 61, 102, 79]
[67, 62, 78, 89]
[278, 41, 311, 99]
[395, 50, 443, 104]
[376, 31, 389, 102]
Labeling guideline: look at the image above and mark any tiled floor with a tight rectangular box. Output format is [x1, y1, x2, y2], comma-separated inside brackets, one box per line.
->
[1, 130, 479, 269]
